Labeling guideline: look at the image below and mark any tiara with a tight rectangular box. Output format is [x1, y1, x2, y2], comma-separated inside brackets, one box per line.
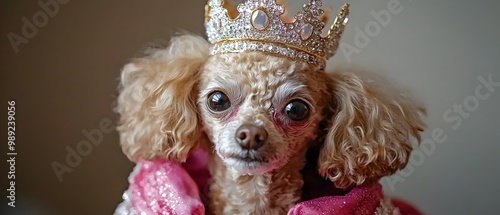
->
[205, 0, 350, 68]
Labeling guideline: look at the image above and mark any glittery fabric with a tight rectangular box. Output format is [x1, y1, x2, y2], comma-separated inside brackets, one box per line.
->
[115, 148, 422, 215]
[287, 183, 383, 215]
[115, 161, 144, 215]
[128, 158, 205, 215]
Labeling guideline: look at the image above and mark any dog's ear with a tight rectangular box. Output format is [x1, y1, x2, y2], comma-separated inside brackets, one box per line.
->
[318, 71, 425, 188]
[116, 35, 210, 162]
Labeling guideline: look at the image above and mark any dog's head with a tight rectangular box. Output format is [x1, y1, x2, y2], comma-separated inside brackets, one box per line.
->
[117, 34, 425, 187]
[197, 51, 330, 174]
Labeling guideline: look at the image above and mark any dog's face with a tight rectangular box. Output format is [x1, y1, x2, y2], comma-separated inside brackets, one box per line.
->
[198, 52, 329, 174]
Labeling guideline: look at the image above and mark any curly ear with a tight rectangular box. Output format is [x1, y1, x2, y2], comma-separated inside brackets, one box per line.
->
[117, 34, 210, 162]
[318, 71, 426, 188]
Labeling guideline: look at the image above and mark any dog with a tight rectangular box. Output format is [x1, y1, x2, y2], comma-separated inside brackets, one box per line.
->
[116, 34, 425, 215]
[116, 1, 425, 214]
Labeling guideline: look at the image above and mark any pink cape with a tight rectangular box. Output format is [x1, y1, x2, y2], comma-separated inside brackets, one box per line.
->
[114, 148, 422, 215]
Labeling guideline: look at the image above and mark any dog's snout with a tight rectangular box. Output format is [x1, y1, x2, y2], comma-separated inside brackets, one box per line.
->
[235, 124, 267, 150]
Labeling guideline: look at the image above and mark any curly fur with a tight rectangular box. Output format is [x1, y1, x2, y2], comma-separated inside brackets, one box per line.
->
[117, 35, 210, 162]
[318, 72, 426, 188]
[116, 34, 425, 214]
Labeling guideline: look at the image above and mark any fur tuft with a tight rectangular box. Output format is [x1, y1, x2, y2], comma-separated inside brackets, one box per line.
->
[116, 35, 210, 162]
[319, 71, 426, 188]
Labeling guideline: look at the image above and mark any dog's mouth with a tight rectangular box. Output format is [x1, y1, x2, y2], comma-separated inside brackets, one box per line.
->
[220, 151, 272, 173]
[220, 150, 268, 163]
[224, 156, 268, 174]
[228, 156, 265, 163]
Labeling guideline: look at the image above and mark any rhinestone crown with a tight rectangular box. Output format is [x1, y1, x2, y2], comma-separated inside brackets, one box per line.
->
[205, 0, 350, 68]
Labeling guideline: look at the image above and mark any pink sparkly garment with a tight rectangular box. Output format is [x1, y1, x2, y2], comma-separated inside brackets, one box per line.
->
[114, 148, 422, 215]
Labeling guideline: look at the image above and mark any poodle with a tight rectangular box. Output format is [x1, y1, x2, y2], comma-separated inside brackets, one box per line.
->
[116, 34, 425, 215]
[115, 1, 425, 214]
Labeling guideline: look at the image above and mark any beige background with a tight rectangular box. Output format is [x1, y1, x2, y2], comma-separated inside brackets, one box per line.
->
[1, 0, 499, 215]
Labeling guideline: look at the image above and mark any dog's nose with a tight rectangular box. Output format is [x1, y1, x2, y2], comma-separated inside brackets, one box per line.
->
[235, 124, 267, 150]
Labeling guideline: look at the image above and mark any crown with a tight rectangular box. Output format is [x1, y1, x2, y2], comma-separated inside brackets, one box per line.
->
[205, 0, 350, 68]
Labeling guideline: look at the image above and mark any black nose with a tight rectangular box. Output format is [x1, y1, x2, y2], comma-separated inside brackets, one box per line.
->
[235, 124, 268, 150]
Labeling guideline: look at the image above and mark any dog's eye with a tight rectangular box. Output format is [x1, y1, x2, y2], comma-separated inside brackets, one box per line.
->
[284, 100, 309, 121]
[208, 91, 231, 112]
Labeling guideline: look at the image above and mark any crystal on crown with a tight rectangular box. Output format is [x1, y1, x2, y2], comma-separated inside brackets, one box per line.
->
[251, 9, 269, 30]
[205, 0, 350, 69]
